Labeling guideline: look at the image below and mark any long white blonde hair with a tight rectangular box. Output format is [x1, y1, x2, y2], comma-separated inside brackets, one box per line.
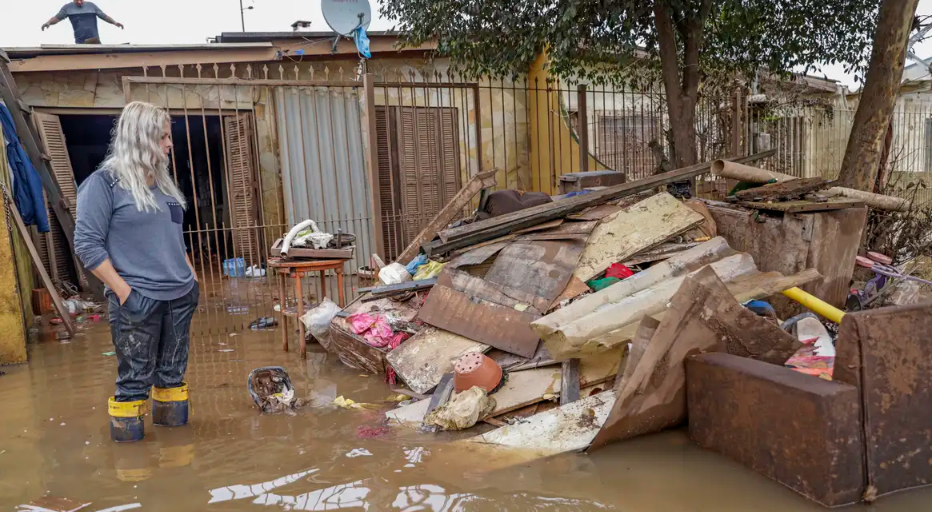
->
[101, 101, 187, 212]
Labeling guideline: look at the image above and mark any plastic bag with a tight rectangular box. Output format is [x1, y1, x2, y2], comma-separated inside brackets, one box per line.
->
[302, 298, 342, 342]
[405, 254, 429, 275]
[413, 260, 446, 281]
[425, 386, 496, 431]
[379, 263, 412, 285]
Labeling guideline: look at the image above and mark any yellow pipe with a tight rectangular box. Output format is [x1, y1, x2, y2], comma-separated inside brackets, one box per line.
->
[781, 287, 846, 323]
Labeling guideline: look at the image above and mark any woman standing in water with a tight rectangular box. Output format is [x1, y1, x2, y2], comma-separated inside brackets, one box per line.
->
[75, 101, 198, 442]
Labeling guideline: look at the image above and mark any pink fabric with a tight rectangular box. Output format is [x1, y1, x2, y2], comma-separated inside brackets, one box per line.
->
[348, 313, 409, 349]
[347, 313, 377, 335]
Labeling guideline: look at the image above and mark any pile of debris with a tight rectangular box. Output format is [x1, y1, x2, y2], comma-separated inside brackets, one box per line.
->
[316, 152, 931, 507]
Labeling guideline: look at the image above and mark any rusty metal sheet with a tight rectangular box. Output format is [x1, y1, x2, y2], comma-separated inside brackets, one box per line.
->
[834, 303, 932, 498]
[417, 284, 541, 357]
[483, 240, 587, 314]
[687, 353, 864, 508]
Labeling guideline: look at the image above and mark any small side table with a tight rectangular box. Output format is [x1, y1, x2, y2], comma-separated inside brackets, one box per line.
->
[268, 258, 346, 357]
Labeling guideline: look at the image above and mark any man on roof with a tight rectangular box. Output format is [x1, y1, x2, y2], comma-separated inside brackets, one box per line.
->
[42, 1, 123, 44]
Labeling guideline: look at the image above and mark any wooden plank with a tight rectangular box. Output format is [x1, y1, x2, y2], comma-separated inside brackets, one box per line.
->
[560, 359, 580, 405]
[623, 242, 700, 266]
[358, 278, 437, 295]
[417, 284, 541, 358]
[512, 219, 563, 235]
[566, 204, 623, 221]
[426, 151, 775, 256]
[3, 187, 74, 336]
[515, 233, 590, 242]
[385, 328, 490, 395]
[737, 198, 863, 213]
[734, 177, 828, 201]
[362, 74, 386, 259]
[616, 316, 660, 392]
[396, 169, 497, 264]
[574, 193, 704, 282]
[421, 373, 455, 433]
[483, 240, 587, 314]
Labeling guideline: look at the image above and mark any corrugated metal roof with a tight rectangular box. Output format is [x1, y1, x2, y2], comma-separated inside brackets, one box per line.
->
[2, 43, 274, 59]
[215, 31, 400, 43]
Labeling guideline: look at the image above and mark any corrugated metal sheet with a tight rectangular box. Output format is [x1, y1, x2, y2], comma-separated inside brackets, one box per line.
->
[275, 86, 374, 299]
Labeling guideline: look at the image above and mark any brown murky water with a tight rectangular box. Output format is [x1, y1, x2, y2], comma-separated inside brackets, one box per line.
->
[3, 302, 932, 511]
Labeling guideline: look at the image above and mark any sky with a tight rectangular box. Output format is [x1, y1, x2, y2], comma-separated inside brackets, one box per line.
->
[3, 0, 932, 89]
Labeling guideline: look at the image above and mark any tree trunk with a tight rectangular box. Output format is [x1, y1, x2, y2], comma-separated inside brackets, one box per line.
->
[874, 119, 895, 193]
[653, 1, 709, 169]
[837, 0, 919, 190]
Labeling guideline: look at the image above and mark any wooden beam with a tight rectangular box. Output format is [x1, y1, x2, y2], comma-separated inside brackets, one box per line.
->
[424, 150, 776, 256]
[3, 187, 75, 337]
[396, 169, 497, 265]
[560, 358, 580, 405]
[8, 48, 280, 73]
[362, 73, 385, 259]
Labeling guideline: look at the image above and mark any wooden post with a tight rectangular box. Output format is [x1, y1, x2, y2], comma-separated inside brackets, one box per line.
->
[732, 88, 745, 157]
[577, 84, 589, 173]
[561, 358, 581, 405]
[361, 73, 385, 259]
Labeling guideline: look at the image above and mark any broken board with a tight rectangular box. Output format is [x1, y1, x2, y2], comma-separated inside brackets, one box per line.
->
[387, 351, 622, 424]
[386, 328, 490, 395]
[450, 391, 616, 471]
[574, 192, 705, 282]
[737, 198, 863, 213]
[417, 284, 541, 358]
[734, 177, 828, 202]
[588, 266, 793, 451]
[483, 240, 587, 313]
[549, 276, 591, 310]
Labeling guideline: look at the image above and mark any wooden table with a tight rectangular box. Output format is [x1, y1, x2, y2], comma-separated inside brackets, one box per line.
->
[268, 259, 346, 357]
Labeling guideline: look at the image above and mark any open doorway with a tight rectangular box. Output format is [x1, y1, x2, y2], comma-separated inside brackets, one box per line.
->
[36, 112, 246, 290]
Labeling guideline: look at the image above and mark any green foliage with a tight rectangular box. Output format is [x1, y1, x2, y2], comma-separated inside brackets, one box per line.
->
[379, 0, 879, 85]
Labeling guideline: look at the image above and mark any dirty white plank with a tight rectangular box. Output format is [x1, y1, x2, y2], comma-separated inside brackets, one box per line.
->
[460, 390, 615, 455]
[386, 328, 489, 395]
[573, 193, 704, 282]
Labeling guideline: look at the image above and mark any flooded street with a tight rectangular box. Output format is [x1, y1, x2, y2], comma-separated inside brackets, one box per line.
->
[3, 307, 932, 511]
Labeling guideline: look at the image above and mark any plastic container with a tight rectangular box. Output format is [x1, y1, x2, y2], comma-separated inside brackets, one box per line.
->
[453, 353, 503, 393]
[223, 258, 246, 277]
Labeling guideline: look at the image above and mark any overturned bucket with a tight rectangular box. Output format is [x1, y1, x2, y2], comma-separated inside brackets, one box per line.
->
[247, 366, 295, 413]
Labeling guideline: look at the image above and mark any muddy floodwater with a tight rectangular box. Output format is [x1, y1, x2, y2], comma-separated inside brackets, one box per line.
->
[3, 309, 932, 511]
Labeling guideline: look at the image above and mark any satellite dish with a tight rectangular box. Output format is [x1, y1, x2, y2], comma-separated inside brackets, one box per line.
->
[321, 0, 372, 37]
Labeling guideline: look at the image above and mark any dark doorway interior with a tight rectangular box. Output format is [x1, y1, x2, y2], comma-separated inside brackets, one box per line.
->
[59, 113, 230, 257]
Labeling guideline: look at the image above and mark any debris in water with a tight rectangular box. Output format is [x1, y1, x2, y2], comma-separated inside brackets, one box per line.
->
[218, 349, 235, 353]
[357, 425, 390, 438]
[249, 316, 279, 330]
[248, 366, 305, 413]
[102, 351, 116, 357]
[333, 396, 379, 410]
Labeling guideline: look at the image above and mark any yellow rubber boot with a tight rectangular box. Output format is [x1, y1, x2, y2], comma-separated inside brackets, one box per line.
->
[109, 397, 147, 442]
[152, 384, 189, 427]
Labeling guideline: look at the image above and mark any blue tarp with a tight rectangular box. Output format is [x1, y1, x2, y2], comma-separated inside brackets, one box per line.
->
[0, 102, 50, 232]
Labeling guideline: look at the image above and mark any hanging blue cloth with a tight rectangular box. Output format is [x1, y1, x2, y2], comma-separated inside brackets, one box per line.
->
[354, 26, 371, 59]
[0, 102, 49, 233]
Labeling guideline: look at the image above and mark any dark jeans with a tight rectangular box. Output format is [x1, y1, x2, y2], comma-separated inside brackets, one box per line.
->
[108, 283, 199, 402]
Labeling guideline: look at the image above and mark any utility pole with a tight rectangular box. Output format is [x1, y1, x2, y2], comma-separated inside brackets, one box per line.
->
[240, 0, 254, 31]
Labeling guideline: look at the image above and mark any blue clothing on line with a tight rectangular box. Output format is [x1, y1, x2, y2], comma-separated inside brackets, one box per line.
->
[0, 102, 50, 233]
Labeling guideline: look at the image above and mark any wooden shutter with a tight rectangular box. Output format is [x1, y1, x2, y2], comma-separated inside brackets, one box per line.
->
[375, 106, 403, 260]
[33, 113, 77, 286]
[375, 105, 462, 261]
[223, 113, 260, 264]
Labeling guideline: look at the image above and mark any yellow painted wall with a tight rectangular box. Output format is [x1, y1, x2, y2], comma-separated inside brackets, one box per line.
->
[527, 54, 609, 195]
[0, 124, 29, 365]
